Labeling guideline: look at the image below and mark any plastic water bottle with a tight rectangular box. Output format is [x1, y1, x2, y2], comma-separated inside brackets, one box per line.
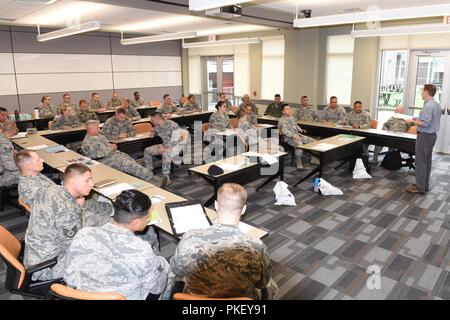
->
[34, 108, 39, 119]
[314, 177, 320, 193]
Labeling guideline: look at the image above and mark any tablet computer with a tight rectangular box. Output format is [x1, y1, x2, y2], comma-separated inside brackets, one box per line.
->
[165, 200, 212, 237]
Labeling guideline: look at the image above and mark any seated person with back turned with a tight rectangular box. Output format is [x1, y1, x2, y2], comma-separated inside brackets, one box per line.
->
[370, 105, 412, 164]
[0, 121, 20, 187]
[37, 95, 56, 118]
[295, 96, 317, 122]
[264, 94, 283, 118]
[278, 104, 319, 169]
[321, 96, 347, 124]
[81, 120, 155, 183]
[77, 99, 99, 124]
[51, 105, 81, 130]
[121, 97, 141, 121]
[170, 183, 277, 299]
[102, 108, 136, 140]
[64, 190, 171, 300]
[24, 164, 92, 281]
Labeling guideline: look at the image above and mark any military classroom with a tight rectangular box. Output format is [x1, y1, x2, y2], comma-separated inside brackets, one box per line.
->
[1, 0, 450, 304]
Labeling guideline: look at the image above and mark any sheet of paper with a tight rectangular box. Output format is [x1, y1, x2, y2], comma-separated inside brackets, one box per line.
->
[11, 132, 27, 139]
[44, 145, 69, 153]
[239, 222, 256, 234]
[150, 194, 166, 204]
[147, 210, 162, 225]
[99, 183, 135, 197]
[218, 163, 241, 171]
[26, 144, 48, 150]
[257, 124, 275, 129]
[170, 203, 211, 234]
[311, 143, 336, 152]
[393, 113, 413, 121]
[261, 154, 278, 165]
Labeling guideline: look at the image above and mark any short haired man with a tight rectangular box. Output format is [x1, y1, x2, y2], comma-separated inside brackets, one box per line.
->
[107, 91, 122, 110]
[89, 93, 105, 112]
[82, 120, 154, 183]
[0, 121, 20, 187]
[170, 183, 276, 299]
[37, 95, 55, 118]
[24, 164, 93, 281]
[157, 94, 177, 115]
[405, 84, 442, 194]
[0, 106, 9, 131]
[239, 94, 258, 114]
[57, 93, 78, 114]
[77, 99, 99, 124]
[132, 91, 145, 108]
[121, 97, 141, 121]
[144, 112, 186, 187]
[264, 94, 283, 118]
[340, 101, 371, 129]
[321, 96, 347, 123]
[64, 190, 171, 300]
[295, 96, 317, 122]
[102, 107, 136, 140]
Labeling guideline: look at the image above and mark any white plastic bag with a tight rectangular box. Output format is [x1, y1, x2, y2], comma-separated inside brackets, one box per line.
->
[273, 181, 296, 206]
[318, 178, 344, 196]
[353, 158, 372, 179]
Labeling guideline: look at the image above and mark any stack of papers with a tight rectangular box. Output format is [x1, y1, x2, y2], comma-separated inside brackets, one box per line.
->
[99, 183, 135, 197]
[393, 113, 413, 121]
[44, 145, 69, 153]
[26, 144, 48, 151]
[242, 152, 279, 165]
[311, 143, 336, 152]
[64, 156, 99, 167]
[11, 132, 27, 139]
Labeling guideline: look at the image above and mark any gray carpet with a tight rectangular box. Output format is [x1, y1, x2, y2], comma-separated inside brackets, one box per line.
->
[2, 153, 450, 300]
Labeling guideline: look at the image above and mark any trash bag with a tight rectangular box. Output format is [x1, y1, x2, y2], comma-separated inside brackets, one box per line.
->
[353, 158, 372, 179]
[273, 181, 296, 206]
[318, 178, 344, 196]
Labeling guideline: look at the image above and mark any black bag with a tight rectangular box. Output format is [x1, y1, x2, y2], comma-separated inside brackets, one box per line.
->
[381, 150, 402, 170]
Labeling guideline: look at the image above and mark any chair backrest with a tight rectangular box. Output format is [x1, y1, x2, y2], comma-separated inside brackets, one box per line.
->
[230, 118, 238, 129]
[173, 293, 252, 301]
[133, 122, 153, 134]
[49, 284, 127, 300]
[370, 119, 378, 129]
[407, 126, 417, 134]
[0, 225, 25, 289]
[149, 101, 161, 107]
[202, 123, 209, 134]
[18, 198, 31, 215]
[47, 121, 53, 130]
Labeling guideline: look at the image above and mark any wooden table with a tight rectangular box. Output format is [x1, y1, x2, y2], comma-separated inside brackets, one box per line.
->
[293, 134, 366, 187]
[11, 134, 58, 150]
[15, 116, 54, 131]
[36, 148, 85, 169]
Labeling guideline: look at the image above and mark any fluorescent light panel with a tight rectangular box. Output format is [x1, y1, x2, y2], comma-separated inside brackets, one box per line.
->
[121, 31, 198, 45]
[182, 37, 260, 48]
[37, 21, 100, 42]
[189, 0, 253, 11]
[351, 23, 450, 38]
[294, 4, 450, 28]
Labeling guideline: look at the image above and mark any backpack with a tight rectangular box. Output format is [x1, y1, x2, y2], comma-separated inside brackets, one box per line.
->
[381, 150, 402, 170]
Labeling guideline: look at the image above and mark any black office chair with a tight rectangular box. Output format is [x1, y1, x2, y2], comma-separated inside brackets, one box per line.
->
[279, 135, 296, 166]
[0, 184, 18, 212]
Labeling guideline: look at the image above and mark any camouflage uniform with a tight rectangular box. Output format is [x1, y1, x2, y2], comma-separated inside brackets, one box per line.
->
[239, 101, 258, 114]
[24, 184, 82, 281]
[340, 110, 371, 129]
[278, 115, 316, 163]
[124, 106, 141, 120]
[131, 98, 146, 108]
[372, 117, 411, 161]
[56, 103, 78, 114]
[157, 102, 177, 115]
[37, 103, 55, 118]
[238, 119, 253, 131]
[89, 100, 104, 111]
[247, 112, 258, 126]
[208, 111, 231, 131]
[322, 105, 347, 123]
[18, 173, 54, 206]
[0, 133, 19, 187]
[64, 223, 170, 300]
[143, 120, 182, 176]
[224, 100, 233, 112]
[107, 98, 122, 110]
[77, 110, 99, 124]
[102, 116, 136, 140]
[183, 102, 200, 112]
[81, 134, 154, 182]
[170, 223, 275, 299]
[295, 106, 317, 122]
[264, 102, 283, 118]
[51, 114, 81, 129]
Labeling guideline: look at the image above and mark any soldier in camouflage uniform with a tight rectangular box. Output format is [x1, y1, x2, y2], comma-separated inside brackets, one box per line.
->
[131, 92, 146, 108]
[102, 108, 136, 140]
[37, 95, 56, 118]
[0, 107, 8, 131]
[278, 105, 319, 169]
[89, 93, 105, 111]
[208, 101, 231, 131]
[238, 94, 258, 114]
[218, 93, 234, 112]
[264, 94, 283, 118]
[181, 94, 200, 113]
[157, 94, 178, 115]
[64, 190, 172, 300]
[52, 105, 81, 130]
[56, 93, 78, 114]
[82, 120, 154, 183]
[0, 121, 19, 187]
[321, 96, 347, 123]
[370, 106, 412, 163]
[243, 104, 257, 126]
[295, 96, 317, 122]
[107, 91, 122, 110]
[170, 183, 276, 299]
[23, 164, 92, 281]
[121, 97, 141, 121]
[77, 99, 99, 124]
[144, 112, 186, 186]
[339, 101, 371, 129]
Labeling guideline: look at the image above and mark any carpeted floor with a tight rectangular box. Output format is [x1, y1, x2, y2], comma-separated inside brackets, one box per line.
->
[2, 153, 450, 300]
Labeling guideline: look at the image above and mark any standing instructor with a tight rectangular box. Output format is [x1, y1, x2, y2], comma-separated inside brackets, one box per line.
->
[405, 84, 442, 195]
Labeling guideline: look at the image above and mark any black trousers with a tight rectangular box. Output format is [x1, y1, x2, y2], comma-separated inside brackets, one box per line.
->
[415, 132, 437, 192]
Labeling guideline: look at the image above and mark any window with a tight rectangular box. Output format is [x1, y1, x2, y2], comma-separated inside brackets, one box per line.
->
[376, 50, 407, 122]
[325, 35, 354, 105]
[261, 38, 285, 100]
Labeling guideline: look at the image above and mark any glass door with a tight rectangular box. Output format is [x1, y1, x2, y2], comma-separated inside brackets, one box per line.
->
[202, 56, 234, 110]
